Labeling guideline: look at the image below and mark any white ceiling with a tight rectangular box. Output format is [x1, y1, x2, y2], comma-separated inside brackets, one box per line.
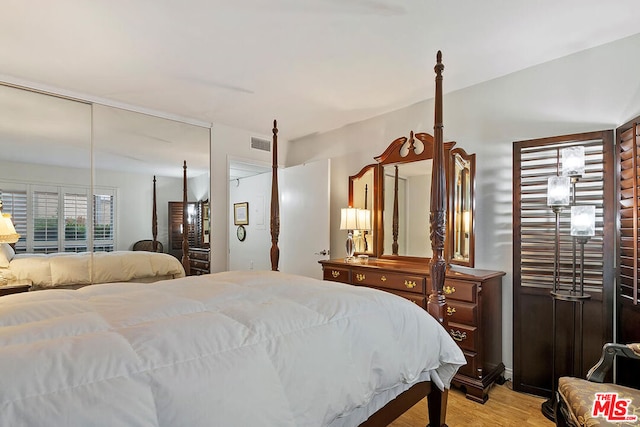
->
[1, 1, 640, 147]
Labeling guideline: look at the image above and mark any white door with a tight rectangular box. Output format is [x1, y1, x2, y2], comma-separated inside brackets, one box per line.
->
[279, 159, 330, 279]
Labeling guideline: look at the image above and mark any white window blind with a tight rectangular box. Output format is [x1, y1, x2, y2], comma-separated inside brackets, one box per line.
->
[64, 191, 88, 252]
[0, 190, 27, 251]
[33, 189, 59, 253]
[93, 192, 114, 252]
[1, 181, 116, 253]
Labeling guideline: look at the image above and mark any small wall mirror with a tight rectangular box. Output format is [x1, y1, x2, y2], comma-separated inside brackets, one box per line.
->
[448, 148, 475, 267]
[348, 164, 378, 255]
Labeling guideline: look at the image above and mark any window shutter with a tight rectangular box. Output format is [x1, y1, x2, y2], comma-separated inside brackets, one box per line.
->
[93, 192, 114, 251]
[0, 190, 28, 252]
[63, 191, 88, 252]
[33, 190, 59, 253]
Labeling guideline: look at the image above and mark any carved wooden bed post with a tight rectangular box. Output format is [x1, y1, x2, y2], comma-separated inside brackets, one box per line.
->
[152, 175, 158, 252]
[428, 51, 447, 325]
[181, 160, 191, 275]
[270, 120, 280, 271]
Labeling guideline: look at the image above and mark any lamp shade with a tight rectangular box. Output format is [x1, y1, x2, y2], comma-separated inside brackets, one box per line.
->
[562, 146, 585, 177]
[570, 205, 596, 237]
[547, 176, 571, 207]
[340, 208, 359, 230]
[356, 209, 372, 231]
[0, 213, 20, 244]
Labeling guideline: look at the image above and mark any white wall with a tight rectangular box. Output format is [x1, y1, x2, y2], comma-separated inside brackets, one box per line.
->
[209, 122, 289, 273]
[228, 172, 272, 271]
[285, 33, 640, 376]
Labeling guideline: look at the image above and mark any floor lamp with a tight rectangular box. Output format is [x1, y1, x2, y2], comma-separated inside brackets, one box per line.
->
[541, 147, 593, 422]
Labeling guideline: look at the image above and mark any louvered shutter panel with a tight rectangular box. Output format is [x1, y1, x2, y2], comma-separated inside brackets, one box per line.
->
[63, 191, 88, 252]
[33, 190, 59, 253]
[618, 123, 639, 304]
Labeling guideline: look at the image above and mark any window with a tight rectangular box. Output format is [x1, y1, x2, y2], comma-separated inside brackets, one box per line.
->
[93, 193, 114, 252]
[1, 182, 115, 253]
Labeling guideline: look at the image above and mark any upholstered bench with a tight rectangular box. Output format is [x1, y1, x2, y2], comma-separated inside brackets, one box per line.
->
[556, 343, 640, 427]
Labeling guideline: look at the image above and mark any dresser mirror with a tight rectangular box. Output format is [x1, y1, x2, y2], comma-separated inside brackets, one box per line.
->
[353, 131, 474, 265]
[448, 148, 475, 267]
[348, 164, 378, 255]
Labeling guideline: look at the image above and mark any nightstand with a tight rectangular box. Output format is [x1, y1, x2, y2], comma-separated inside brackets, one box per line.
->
[0, 280, 32, 297]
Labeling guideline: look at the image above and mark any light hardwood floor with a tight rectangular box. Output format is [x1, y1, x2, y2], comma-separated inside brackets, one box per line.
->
[390, 381, 555, 427]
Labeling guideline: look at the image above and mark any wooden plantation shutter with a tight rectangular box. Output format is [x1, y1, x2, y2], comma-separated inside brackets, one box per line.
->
[618, 121, 640, 304]
[513, 130, 614, 397]
[616, 116, 640, 388]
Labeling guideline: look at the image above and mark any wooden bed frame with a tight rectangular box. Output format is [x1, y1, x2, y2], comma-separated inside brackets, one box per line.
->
[272, 51, 450, 427]
[174, 51, 451, 427]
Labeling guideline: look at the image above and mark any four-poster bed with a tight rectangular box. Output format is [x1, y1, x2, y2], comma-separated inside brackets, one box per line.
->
[0, 52, 463, 427]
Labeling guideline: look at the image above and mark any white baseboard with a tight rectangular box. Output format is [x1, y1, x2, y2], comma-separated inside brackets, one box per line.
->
[503, 367, 513, 381]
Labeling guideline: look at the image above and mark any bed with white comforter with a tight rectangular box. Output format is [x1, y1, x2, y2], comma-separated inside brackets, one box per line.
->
[0, 248, 185, 289]
[0, 270, 465, 427]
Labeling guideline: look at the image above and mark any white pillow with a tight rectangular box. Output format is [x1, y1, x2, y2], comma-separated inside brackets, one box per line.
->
[0, 243, 16, 268]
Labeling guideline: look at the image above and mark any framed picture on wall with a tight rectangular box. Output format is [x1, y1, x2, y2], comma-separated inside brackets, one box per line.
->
[234, 202, 249, 225]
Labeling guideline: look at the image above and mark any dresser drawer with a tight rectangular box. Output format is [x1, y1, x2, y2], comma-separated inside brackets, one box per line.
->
[443, 280, 478, 303]
[352, 270, 425, 294]
[389, 289, 426, 309]
[323, 267, 351, 284]
[446, 300, 477, 325]
[447, 322, 477, 352]
[189, 250, 209, 261]
[190, 259, 209, 270]
[456, 350, 480, 379]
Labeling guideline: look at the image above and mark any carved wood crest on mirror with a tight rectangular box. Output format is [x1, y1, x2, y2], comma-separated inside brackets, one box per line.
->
[348, 130, 476, 266]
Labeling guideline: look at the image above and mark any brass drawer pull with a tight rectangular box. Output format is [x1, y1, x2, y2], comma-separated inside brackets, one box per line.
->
[380, 276, 387, 282]
[405, 280, 417, 289]
[356, 273, 366, 282]
[447, 306, 456, 316]
[444, 285, 456, 295]
[450, 330, 467, 342]
[331, 271, 340, 278]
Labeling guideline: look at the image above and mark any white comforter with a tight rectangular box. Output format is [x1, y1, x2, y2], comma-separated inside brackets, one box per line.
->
[0, 271, 465, 427]
[4, 250, 185, 287]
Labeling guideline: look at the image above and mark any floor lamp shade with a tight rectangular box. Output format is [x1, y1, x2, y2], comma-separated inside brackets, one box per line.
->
[570, 205, 596, 237]
[547, 176, 571, 207]
[561, 146, 585, 177]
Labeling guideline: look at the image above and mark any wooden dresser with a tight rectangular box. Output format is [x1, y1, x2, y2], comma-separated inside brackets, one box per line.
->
[188, 247, 210, 275]
[320, 258, 505, 403]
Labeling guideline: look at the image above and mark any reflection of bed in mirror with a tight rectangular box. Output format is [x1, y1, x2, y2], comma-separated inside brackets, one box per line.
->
[0, 82, 210, 285]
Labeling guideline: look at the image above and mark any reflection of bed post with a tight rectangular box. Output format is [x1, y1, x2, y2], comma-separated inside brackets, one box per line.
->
[428, 51, 447, 325]
[363, 184, 369, 252]
[270, 120, 280, 271]
[152, 175, 158, 252]
[181, 161, 191, 275]
[392, 165, 399, 255]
